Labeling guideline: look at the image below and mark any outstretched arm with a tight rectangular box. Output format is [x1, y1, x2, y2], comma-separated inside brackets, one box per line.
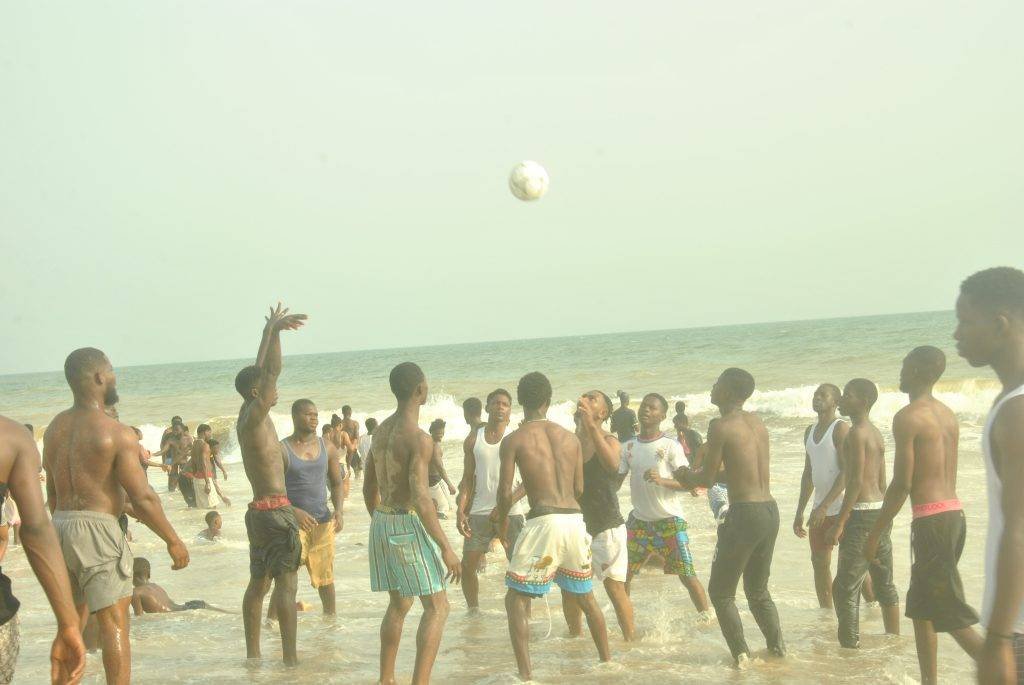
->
[10, 429, 86, 684]
[115, 427, 189, 570]
[251, 303, 307, 419]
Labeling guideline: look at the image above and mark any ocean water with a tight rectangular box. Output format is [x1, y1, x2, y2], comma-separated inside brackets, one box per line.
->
[1, 310, 999, 683]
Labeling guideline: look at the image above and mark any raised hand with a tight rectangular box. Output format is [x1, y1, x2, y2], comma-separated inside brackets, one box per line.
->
[265, 302, 308, 332]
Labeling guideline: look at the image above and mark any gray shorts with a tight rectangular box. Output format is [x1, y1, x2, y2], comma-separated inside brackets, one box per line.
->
[53, 510, 133, 613]
[463, 513, 525, 559]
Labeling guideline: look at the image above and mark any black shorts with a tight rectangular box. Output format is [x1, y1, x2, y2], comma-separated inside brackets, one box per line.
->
[245, 507, 301, 579]
[905, 509, 978, 632]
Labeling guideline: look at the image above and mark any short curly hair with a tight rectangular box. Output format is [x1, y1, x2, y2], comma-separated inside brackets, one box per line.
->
[517, 372, 552, 411]
[961, 267, 1024, 316]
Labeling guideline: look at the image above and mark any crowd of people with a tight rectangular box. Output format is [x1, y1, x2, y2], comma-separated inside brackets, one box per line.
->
[0, 266, 1022, 684]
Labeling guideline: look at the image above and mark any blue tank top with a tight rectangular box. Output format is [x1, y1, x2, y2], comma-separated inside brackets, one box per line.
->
[282, 438, 331, 523]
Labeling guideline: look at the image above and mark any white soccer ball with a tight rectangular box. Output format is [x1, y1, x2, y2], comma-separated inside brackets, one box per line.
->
[508, 160, 549, 201]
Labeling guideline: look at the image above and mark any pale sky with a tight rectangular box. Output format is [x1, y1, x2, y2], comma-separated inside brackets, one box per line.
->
[1, 2, 1021, 375]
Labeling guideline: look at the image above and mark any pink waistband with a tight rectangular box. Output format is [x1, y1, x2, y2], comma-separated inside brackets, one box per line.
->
[912, 499, 962, 520]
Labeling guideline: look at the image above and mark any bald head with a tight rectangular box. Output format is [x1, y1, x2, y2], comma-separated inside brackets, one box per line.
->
[64, 347, 118, 405]
[901, 345, 946, 392]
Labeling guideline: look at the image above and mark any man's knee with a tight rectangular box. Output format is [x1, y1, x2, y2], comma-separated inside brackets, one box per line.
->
[273, 571, 298, 594]
[422, 591, 450, 619]
[810, 551, 831, 570]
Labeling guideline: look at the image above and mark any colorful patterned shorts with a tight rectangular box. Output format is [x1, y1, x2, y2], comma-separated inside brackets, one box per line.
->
[626, 514, 696, 578]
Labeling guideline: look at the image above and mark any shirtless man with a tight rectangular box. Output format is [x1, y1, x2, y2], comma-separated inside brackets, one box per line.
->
[362, 362, 460, 685]
[235, 303, 306, 666]
[0, 415, 86, 684]
[674, 368, 785, 666]
[953, 267, 1024, 684]
[456, 389, 528, 613]
[340, 405, 360, 474]
[330, 415, 356, 499]
[44, 348, 188, 684]
[463, 397, 484, 433]
[160, 417, 183, 491]
[188, 425, 222, 509]
[826, 378, 900, 648]
[863, 347, 982, 683]
[793, 384, 851, 609]
[428, 420, 456, 519]
[497, 372, 610, 680]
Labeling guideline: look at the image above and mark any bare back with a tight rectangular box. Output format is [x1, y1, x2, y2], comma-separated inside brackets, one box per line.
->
[845, 420, 887, 503]
[237, 403, 287, 500]
[43, 407, 138, 515]
[897, 396, 959, 505]
[503, 421, 582, 512]
[715, 410, 772, 503]
[370, 414, 425, 510]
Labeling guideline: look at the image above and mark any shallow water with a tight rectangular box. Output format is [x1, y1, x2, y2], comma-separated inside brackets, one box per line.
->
[8, 419, 985, 683]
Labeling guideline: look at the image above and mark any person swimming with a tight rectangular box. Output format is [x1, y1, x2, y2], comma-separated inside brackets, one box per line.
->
[131, 558, 213, 614]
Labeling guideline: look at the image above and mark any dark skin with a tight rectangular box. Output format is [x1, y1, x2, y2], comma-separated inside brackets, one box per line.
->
[955, 292, 1024, 684]
[793, 385, 850, 609]
[43, 354, 188, 685]
[237, 303, 306, 667]
[361, 375, 460, 685]
[429, 427, 457, 498]
[863, 350, 982, 684]
[268, 402, 344, 618]
[130, 575, 187, 614]
[826, 381, 900, 635]
[673, 374, 772, 504]
[0, 415, 86, 685]
[495, 394, 610, 681]
[563, 391, 635, 641]
[189, 430, 215, 497]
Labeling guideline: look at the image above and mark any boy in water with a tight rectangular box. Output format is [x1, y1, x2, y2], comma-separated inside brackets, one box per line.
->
[199, 511, 222, 541]
[131, 557, 210, 614]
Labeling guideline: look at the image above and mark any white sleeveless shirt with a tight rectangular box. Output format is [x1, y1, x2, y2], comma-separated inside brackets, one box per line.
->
[471, 426, 528, 516]
[806, 419, 844, 517]
[982, 383, 1024, 631]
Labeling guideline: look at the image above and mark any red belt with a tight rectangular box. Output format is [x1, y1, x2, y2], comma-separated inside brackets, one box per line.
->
[249, 495, 291, 511]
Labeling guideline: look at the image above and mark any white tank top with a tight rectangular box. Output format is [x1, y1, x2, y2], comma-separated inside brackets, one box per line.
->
[982, 383, 1024, 631]
[806, 419, 844, 517]
[471, 426, 528, 516]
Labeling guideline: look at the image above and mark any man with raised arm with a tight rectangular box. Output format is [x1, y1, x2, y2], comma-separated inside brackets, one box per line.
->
[826, 379, 900, 647]
[863, 346, 982, 684]
[497, 372, 610, 681]
[0, 415, 86, 684]
[44, 348, 189, 684]
[362, 362, 461, 685]
[570, 390, 635, 640]
[953, 267, 1024, 684]
[235, 303, 307, 666]
[793, 384, 850, 609]
[456, 388, 528, 613]
[673, 368, 785, 666]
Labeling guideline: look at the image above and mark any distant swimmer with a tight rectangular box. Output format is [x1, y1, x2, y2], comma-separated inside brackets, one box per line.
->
[455, 389, 528, 613]
[826, 379, 900, 647]
[198, 510, 222, 541]
[0, 414, 86, 684]
[272, 399, 344, 618]
[572, 390, 635, 640]
[954, 267, 1024, 684]
[498, 372, 610, 680]
[44, 347, 188, 684]
[674, 368, 785, 666]
[863, 347, 981, 684]
[363, 362, 461, 685]
[619, 393, 710, 623]
[610, 390, 638, 443]
[462, 397, 484, 433]
[428, 420, 456, 520]
[234, 303, 306, 666]
[130, 558, 224, 614]
[793, 384, 851, 610]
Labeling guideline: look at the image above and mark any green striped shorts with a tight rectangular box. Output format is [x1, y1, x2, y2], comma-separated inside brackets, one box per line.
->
[369, 508, 446, 597]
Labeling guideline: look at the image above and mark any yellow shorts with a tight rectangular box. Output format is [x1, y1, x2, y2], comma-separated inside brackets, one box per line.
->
[299, 521, 336, 588]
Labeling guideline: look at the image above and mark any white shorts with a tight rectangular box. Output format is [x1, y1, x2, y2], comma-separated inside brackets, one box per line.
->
[591, 524, 628, 583]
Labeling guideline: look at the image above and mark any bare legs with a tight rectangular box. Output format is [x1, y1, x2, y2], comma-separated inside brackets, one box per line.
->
[563, 580, 635, 641]
[378, 590, 450, 685]
[93, 597, 132, 685]
[509, 589, 609, 680]
[811, 549, 834, 609]
[245, 572, 299, 665]
[912, 619, 983, 685]
[461, 550, 485, 611]
[680, 575, 710, 613]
